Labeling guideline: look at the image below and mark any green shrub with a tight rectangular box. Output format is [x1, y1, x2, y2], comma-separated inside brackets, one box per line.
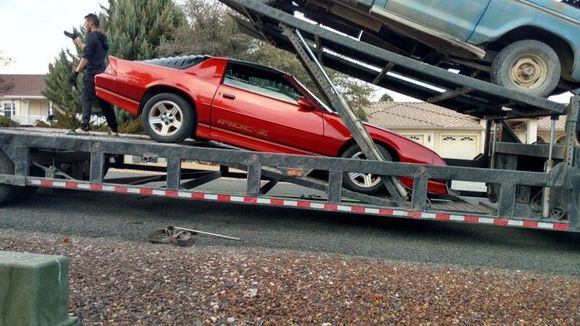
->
[0, 116, 19, 127]
[118, 118, 145, 134]
[35, 111, 145, 135]
[35, 111, 79, 129]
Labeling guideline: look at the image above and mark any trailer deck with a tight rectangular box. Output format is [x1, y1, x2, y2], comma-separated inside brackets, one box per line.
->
[0, 127, 576, 232]
[1, 0, 579, 235]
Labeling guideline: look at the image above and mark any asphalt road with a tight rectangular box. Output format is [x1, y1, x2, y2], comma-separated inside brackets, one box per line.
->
[1, 178, 579, 276]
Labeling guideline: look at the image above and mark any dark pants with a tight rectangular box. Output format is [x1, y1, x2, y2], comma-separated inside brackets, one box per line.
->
[81, 71, 118, 132]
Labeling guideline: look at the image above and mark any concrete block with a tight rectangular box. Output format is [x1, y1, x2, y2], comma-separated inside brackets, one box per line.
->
[0, 251, 78, 326]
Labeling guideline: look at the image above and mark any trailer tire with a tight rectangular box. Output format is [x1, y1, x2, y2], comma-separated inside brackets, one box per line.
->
[491, 40, 560, 97]
[340, 144, 392, 194]
[0, 150, 24, 205]
[142, 93, 195, 143]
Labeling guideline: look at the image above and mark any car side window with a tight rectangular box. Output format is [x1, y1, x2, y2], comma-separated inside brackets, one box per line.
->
[224, 62, 304, 104]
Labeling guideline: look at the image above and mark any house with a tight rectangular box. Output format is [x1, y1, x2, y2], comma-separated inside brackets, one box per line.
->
[365, 102, 576, 160]
[0, 74, 52, 125]
[365, 102, 486, 159]
[530, 115, 567, 144]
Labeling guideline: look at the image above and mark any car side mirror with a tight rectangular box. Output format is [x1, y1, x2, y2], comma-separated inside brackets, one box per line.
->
[297, 97, 316, 111]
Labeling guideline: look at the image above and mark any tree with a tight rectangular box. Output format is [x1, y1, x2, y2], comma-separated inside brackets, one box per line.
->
[159, 0, 254, 58]
[100, 0, 186, 60]
[42, 50, 82, 114]
[0, 51, 15, 94]
[42, 0, 187, 128]
[0, 50, 12, 66]
[379, 93, 393, 102]
[162, 0, 375, 119]
[335, 77, 373, 121]
[99, 0, 187, 124]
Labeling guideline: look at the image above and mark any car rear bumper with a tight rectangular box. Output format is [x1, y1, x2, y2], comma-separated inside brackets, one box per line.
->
[95, 86, 141, 116]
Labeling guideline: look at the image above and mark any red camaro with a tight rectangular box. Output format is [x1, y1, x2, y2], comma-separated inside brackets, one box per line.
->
[95, 55, 448, 195]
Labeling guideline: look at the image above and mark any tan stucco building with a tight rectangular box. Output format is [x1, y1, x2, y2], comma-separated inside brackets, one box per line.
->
[365, 102, 487, 159]
[366, 101, 578, 160]
[0, 74, 52, 125]
[509, 115, 568, 144]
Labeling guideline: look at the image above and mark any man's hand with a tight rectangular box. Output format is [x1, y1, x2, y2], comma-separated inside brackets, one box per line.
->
[68, 71, 79, 89]
[64, 30, 78, 40]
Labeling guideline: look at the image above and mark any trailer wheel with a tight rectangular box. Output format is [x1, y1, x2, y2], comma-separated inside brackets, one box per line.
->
[142, 93, 195, 143]
[340, 144, 393, 194]
[0, 150, 24, 205]
[491, 40, 560, 97]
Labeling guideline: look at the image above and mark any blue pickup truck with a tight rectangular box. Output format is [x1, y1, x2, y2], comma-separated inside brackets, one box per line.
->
[282, 0, 580, 97]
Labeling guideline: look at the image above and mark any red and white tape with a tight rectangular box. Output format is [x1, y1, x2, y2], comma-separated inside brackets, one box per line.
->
[29, 178, 570, 231]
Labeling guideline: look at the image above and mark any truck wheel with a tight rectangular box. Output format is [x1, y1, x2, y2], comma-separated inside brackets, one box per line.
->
[340, 144, 393, 194]
[0, 150, 24, 205]
[491, 40, 560, 97]
[142, 93, 195, 143]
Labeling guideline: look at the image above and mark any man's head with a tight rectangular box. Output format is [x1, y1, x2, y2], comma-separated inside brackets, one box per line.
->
[84, 13, 100, 32]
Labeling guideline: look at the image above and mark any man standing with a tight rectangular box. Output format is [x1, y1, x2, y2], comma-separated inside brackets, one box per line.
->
[64, 13, 118, 135]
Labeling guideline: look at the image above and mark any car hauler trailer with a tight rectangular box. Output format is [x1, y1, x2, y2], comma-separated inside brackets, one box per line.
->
[1, 0, 579, 233]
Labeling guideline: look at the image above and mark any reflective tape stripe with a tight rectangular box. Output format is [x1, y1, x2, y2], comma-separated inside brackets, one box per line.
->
[27, 178, 570, 232]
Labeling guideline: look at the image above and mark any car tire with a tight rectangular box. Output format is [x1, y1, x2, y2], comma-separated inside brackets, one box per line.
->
[491, 40, 560, 97]
[0, 150, 24, 205]
[340, 144, 393, 194]
[142, 93, 195, 143]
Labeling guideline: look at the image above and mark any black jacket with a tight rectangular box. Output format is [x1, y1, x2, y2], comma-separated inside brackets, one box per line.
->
[83, 31, 109, 74]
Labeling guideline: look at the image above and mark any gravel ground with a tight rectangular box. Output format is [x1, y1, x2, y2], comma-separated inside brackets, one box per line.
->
[1, 230, 578, 325]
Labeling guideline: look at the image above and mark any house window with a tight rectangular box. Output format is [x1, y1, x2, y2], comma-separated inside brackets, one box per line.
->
[3, 102, 15, 118]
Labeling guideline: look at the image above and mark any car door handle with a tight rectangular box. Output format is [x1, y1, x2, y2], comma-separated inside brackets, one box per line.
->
[222, 93, 236, 100]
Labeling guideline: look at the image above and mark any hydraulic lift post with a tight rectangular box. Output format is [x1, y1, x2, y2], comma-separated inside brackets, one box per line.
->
[282, 26, 408, 204]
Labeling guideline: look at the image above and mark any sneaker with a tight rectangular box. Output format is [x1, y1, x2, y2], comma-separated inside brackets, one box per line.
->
[75, 128, 90, 134]
[66, 128, 90, 135]
[108, 130, 119, 137]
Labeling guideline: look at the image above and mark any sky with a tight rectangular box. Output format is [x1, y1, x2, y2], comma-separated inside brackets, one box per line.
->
[0, 0, 107, 75]
[0, 0, 574, 103]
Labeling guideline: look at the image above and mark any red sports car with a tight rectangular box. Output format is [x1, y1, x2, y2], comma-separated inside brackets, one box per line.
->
[95, 55, 448, 195]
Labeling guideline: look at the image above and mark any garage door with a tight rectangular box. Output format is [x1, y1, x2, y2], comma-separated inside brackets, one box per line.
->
[439, 135, 479, 159]
[403, 134, 425, 145]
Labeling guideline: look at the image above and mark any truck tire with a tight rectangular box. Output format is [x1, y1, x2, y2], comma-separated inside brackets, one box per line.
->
[491, 40, 560, 97]
[142, 93, 195, 143]
[340, 144, 393, 194]
[0, 150, 24, 205]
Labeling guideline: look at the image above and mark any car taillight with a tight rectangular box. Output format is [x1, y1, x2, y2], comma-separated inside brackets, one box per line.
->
[105, 56, 117, 76]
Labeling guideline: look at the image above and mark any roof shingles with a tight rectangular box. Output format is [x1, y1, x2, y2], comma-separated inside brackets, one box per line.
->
[365, 102, 483, 130]
[0, 74, 46, 97]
